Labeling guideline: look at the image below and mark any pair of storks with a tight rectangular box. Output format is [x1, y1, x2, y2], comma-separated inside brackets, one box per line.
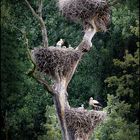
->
[78, 97, 102, 111]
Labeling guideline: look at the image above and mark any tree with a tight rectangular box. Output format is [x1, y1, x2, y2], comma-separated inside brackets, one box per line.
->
[20, 0, 110, 139]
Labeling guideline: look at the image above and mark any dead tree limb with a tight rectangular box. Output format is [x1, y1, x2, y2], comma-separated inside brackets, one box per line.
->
[32, 74, 54, 95]
[25, 0, 48, 47]
[21, 31, 54, 95]
[12, 25, 54, 95]
[38, 0, 43, 17]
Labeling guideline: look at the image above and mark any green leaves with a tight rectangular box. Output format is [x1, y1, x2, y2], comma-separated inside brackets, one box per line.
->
[38, 106, 62, 140]
[94, 93, 139, 140]
[94, 17, 139, 139]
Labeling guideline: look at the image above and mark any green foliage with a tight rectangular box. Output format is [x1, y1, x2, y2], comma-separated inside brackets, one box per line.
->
[94, 95, 139, 140]
[38, 106, 61, 140]
[1, 1, 52, 139]
[94, 21, 139, 140]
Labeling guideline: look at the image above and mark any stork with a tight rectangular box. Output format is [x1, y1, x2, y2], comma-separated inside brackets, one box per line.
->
[78, 104, 84, 110]
[56, 38, 64, 48]
[89, 97, 102, 110]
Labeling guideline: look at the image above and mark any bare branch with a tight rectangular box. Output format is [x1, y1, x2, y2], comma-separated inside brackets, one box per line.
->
[32, 73, 54, 95]
[12, 25, 54, 95]
[25, 0, 48, 47]
[66, 28, 96, 86]
[20, 32, 53, 95]
[83, 28, 97, 42]
[11, 25, 34, 63]
[75, 28, 96, 52]
[38, 0, 43, 17]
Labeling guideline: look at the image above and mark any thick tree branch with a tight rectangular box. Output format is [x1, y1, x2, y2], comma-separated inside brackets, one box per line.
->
[32, 73, 54, 95]
[76, 28, 96, 52]
[38, 0, 43, 17]
[25, 0, 48, 47]
[65, 28, 97, 87]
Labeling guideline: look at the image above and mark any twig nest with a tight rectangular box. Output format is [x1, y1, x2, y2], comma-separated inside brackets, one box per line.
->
[65, 108, 106, 139]
[58, 0, 110, 31]
[31, 47, 81, 79]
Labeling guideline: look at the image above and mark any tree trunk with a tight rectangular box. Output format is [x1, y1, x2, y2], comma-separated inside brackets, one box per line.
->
[53, 79, 70, 140]
[53, 95, 69, 140]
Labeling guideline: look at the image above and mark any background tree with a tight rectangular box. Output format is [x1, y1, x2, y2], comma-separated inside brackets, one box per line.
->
[94, 20, 139, 140]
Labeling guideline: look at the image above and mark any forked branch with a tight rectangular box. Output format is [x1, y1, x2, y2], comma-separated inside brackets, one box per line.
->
[13, 26, 54, 95]
[38, 0, 43, 17]
[32, 73, 54, 95]
[25, 0, 48, 47]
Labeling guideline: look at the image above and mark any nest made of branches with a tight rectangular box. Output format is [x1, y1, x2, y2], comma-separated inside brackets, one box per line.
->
[65, 108, 106, 139]
[31, 47, 81, 79]
[58, 0, 111, 31]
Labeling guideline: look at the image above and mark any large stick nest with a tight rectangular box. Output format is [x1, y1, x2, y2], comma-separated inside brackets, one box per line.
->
[65, 108, 106, 139]
[31, 47, 81, 79]
[58, 0, 111, 31]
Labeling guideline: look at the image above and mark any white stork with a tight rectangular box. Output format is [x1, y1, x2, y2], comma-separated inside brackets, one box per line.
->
[56, 39, 64, 48]
[78, 104, 84, 110]
[89, 97, 102, 110]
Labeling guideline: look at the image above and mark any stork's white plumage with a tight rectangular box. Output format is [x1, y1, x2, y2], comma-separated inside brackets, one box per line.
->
[89, 97, 102, 110]
[56, 39, 64, 48]
[62, 46, 67, 48]
[68, 45, 73, 49]
[93, 100, 100, 104]
[78, 104, 84, 110]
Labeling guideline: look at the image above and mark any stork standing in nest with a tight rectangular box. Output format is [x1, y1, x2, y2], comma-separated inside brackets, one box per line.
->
[78, 104, 84, 110]
[56, 38, 64, 48]
[89, 97, 102, 110]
